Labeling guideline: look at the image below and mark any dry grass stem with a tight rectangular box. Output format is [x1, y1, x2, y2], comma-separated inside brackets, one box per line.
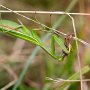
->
[0, 63, 18, 90]
[47, 77, 90, 82]
[67, 13, 83, 90]
[9, 39, 25, 61]
[0, 10, 90, 16]
[1, 80, 17, 90]
[0, 5, 90, 48]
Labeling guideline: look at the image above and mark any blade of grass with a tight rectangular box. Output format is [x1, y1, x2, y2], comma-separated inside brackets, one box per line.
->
[12, 0, 78, 90]
[59, 65, 90, 90]
[52, 0, 78, 29]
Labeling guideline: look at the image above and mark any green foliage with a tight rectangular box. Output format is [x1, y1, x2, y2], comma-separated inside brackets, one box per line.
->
[59, 65, 90, 89]
[46, 65, 90, 90]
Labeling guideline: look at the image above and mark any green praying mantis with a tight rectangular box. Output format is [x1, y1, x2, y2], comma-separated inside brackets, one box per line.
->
[0, 20, 73, 61]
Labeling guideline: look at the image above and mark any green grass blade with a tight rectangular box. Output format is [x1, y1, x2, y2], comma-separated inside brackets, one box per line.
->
[52, 0, 78, 29]
[12, 46, 40, 90]
[59, 65, 90, 90]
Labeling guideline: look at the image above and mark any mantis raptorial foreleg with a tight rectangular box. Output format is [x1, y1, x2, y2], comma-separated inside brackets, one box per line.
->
[50, 33, 73, 61]
[58, 34, 73, 61]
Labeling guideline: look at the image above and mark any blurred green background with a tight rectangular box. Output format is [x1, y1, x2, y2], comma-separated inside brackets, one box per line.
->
[0, 0, 90, 90]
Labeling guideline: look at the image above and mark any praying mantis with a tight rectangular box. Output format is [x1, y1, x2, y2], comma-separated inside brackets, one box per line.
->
[0, 20, 73, 61]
